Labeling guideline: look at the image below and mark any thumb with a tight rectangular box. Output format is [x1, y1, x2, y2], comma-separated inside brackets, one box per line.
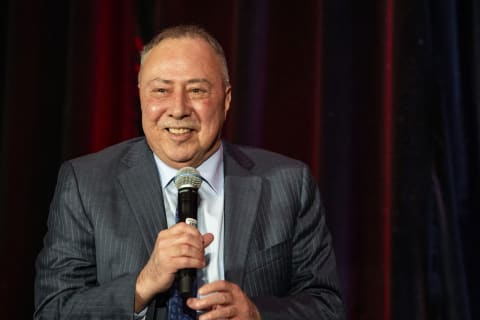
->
[202, 233, 214, 248]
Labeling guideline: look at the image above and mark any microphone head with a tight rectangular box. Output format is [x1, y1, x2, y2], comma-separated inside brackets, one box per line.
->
[174, 167, 202, 190]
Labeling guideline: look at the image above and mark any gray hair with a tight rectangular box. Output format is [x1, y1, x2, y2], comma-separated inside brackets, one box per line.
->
[140, 25, 230, 84]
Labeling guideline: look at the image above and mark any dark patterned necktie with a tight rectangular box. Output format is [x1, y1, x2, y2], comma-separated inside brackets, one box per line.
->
[167, 207, 197, 320]
[167, 281, 197, 319]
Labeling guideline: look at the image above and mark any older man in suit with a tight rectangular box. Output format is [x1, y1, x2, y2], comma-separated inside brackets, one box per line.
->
[34, 25, 344, 319]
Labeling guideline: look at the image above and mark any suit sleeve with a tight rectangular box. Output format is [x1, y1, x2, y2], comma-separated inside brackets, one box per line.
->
[251, 166, 345, 320]
[34, 162, 138, 319]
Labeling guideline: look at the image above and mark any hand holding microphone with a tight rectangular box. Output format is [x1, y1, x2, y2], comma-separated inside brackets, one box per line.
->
[134, 167, 213, 311]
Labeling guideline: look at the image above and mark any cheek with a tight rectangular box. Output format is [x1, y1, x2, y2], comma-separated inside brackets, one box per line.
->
[202, 109, 227, 135]
[142, 100, 165, 120]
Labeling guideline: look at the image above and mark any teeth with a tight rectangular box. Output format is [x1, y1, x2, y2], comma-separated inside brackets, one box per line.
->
[168, 128, 191, 134]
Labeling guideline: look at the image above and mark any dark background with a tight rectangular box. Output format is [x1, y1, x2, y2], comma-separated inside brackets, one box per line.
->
[1, 0, 478, 319]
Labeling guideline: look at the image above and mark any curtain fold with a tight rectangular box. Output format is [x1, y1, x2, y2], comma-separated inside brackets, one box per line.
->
[429, 0, 478, 318]
[63, 0, 139, 158]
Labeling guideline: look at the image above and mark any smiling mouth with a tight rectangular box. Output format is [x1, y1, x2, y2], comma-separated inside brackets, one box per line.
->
[167, 128, 192, 134]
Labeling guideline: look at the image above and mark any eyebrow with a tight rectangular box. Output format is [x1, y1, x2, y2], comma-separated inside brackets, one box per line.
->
[146, 77, 212, 86]
[147, 78, 172, 85]
[186, 78, 211, 86]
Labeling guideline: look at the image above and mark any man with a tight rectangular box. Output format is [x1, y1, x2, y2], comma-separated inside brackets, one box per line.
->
[35, 25, 344, 319]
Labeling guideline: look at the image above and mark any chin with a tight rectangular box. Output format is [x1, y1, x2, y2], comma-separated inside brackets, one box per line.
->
[166, 154, 196, 167]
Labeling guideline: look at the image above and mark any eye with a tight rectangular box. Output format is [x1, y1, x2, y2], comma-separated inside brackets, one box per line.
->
[190, 88, 204, 94]
[150, 87, 171, 97]
[188, 87, 209, 98]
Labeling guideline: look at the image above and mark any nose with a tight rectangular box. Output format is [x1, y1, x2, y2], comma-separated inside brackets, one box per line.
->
[169, 89, 191, 119]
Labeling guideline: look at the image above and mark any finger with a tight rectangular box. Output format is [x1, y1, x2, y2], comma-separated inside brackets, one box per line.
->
[150, 237, 206, 273]
[202, 233, 214, 248]
[171, 256, 206, 269]
[171, 246, 204, 264]
[160, 227, 205, 251]
[167, 222, 203, 237]
[170, 231, 213, 253]
[187, 291, 233, 311]
[198, 305, 236, 320]
[198, 280, 232, 296]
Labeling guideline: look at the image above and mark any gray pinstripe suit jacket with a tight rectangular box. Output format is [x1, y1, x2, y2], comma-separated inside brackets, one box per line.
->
[34, 137, 344, 319]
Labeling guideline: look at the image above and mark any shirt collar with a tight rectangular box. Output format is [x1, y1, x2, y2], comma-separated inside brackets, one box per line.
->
[153, 143, 223, 194]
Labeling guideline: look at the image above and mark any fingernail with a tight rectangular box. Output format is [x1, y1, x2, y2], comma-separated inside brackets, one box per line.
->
[187, 298, 197, 308]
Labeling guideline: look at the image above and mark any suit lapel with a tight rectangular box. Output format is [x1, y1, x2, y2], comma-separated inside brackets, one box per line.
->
[223, 143, 262, 287]
[117, 139, 168, 254]
[115, 140, 262, 289]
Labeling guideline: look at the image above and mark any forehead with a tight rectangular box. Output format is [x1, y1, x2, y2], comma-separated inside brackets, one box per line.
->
[152, 37, 213, 55]
[141, 37, 222, 75]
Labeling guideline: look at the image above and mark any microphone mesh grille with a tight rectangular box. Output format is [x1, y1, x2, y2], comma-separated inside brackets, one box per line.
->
[174, 167, 202, 190]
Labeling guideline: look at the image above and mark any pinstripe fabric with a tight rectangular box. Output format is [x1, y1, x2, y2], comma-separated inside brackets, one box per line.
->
[223, 144, 344, 319]
[34, 137, 344, 319]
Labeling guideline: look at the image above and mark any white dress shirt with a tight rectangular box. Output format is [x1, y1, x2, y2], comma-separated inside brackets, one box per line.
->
[153, 144, 225, 290]
[135, 145, 225, 319]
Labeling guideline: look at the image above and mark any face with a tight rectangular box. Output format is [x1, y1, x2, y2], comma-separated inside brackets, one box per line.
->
[138, 37, 231, 169]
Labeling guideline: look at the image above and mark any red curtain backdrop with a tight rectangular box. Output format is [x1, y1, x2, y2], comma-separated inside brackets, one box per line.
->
[62, 0, 139, 157]
[1, 0, 478, 319]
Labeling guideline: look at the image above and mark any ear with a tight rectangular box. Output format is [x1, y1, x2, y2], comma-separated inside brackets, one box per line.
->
[224, 85, 232, 119]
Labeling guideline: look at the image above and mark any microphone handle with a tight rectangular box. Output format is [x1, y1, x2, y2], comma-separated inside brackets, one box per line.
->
[178, 188, 198, 227]
[177, 188, 198, 297]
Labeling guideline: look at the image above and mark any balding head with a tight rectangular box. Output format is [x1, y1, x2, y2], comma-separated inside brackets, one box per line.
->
[139, 25, 230, 85]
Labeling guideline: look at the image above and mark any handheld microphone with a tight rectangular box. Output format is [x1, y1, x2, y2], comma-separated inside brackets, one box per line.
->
[174, 167, 202, 297]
